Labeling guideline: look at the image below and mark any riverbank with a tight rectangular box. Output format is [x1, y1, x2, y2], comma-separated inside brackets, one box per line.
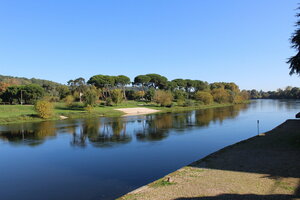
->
[118, 119, 300, 200]
[0, 101, 245, 125]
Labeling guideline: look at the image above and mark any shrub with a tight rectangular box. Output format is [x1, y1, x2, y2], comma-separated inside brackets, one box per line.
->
[211, 88, 230, 103]
[64, 95, 74, 107]
[173, 90, 187, 100]
[34, 100, 53, 119]
[83, 89, 98, 106]
[183, 99, 194, 107]
[153, 90, 173, 107]
[133, 91, 145, 100]
[194, 91, 213, 105]
[145, 88, 155, 101]
[176, 99, 185, 106]
[84, 104, 94, 113]
[105, 97, 113, 106]
[111, 89, 124, 105]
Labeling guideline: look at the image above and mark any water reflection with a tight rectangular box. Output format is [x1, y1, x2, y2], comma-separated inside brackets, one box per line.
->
[0, 104, 250, 147]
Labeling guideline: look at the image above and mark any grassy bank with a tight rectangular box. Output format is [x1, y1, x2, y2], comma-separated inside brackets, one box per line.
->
[118, 119, 300, 200]
[0, 101, 247, 125]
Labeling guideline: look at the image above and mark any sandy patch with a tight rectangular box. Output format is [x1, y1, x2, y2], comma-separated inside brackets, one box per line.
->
[115, 107, 160, 116]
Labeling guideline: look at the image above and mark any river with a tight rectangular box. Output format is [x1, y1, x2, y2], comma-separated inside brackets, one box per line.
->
[0, 99, 299, 200]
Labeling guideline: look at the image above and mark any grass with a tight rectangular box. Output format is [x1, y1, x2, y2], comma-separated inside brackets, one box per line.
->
[148, 178, 176, 188]
[0, 100, 246, 125]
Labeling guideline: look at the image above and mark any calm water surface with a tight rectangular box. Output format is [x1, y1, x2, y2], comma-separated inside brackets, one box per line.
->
[0, 99, 299, 200]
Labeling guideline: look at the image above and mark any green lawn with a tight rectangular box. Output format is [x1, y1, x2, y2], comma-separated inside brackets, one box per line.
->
[0, 101, 244, 125]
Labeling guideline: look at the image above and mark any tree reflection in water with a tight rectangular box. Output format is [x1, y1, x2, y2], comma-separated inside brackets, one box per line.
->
[0, 104, 249, 147]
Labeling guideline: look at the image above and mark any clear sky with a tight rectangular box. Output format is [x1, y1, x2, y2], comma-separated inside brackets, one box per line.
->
[0, 0, 299, 91]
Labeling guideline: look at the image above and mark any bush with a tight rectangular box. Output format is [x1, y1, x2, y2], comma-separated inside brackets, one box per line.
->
[111, 89, 124, 105]
[176, 99, 185, 106]
[34, 100, 53, 119]
[145, 88, 155, 101]
[105, 97, 113, 106]
[153, 90, 173, 107]
[133, 91, 145, 100]
[183, 99, 194, 107]
[211, 88, 230, 103]
[173, 90, 187, 100]
[83, 89, 98, 106]
[194, 91, 213, 105]
[64, 95, 74, 107]
[84, 104, 94, 113]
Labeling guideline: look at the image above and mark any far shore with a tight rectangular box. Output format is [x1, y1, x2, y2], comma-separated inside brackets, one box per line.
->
[118, 119, 300, 200]
[0, 101, 246, 125]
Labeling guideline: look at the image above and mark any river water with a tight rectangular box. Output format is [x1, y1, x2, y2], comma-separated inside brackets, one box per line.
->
[0, 99, 299, 200]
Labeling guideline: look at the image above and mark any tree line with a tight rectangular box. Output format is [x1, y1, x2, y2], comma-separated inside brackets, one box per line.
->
[248, 86, 300, 99]
[0, 73, 249, 107]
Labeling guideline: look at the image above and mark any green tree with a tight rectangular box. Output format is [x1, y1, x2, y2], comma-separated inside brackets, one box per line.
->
[83, 86, 99, 106]
[56, 85, 70, 99]
[111, 89, 124, 105]
[87, 75, 115, 99]
[171, 79, 187, 90]
[115, 75, 130, 100]
[133, 75, 151, 91]
[23, 84, 45, 104]
[146, 74, 168, 89]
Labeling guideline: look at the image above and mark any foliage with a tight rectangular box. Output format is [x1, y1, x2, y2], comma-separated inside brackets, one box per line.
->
[287, 7, 300, 75]
[84, 104, 94, 113]
[195, 91, 213, 105]
[173, 90, 187, 100]
[133, 75, 151, 88]
[56, 85, 70, 99]
[211, 88, 230, 103]
[248, 87, 300, 99]
[146, 74, 168, 89]
[22, 84, 45, 104]
[183, 99, 194, 107]
[153, 90, 173, 107]
[115, 75, 131, 100]
[111, 89, 124, 104]
[105, 97, 113, 106]
[0, 82, 10, 94]
[145, 88, 155, 101]
[87, 75, 115, 88]
[133, 91, 145, 100]
[83, 86, 99, 106]
[1, 84, 44, 104]
[64, 95, 75, 107]
[34, 100, 53, 119]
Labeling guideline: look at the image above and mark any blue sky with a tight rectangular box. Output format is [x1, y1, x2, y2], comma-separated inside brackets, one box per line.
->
[0, 0, 299, 91]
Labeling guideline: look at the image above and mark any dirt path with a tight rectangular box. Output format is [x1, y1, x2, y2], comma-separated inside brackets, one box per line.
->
[118, 120, 300, 200]
[115, 107, 160, 116]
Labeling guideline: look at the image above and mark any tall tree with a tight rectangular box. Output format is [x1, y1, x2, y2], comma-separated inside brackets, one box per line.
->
[87, 75, 115, 99]
[146, 74, 168, 89]
[115, 75, 130, 100]
[287, 7, 300, 75]
[133, 75, 151, 91]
